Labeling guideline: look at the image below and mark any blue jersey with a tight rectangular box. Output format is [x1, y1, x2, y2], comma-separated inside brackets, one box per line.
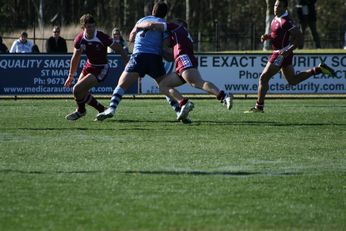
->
[133, 16, 166, 55]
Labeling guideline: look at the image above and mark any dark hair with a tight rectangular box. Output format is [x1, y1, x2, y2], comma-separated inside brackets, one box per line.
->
[80, 14, 95, 28]
[278, 0, 288, 8]
[32, 44, 40, 53]
[21, 31, 28, 37]
[152, 1, 168, 18]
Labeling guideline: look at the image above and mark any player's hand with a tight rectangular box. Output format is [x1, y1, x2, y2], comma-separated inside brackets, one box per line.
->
[260, 34, 271, 42]
[279, 49, 290, 57]
[64, 75, 74, 88]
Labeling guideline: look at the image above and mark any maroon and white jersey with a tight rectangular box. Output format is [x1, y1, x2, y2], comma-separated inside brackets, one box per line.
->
[166, 23, 195, 60]
[74, 30, 113, 65]
[270, 11, 297, 50]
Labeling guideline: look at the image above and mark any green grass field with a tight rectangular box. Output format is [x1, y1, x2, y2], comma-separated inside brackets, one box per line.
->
[0, 98, 345, 231]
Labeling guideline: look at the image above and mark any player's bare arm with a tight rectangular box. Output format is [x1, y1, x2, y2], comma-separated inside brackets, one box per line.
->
[64, 48, 82, 88]
[261, 34, 272, 43]
[279, 27, 303, 57]
[109, 43, 129, 64]
[128, 26, 138, 43]
[161, 38, 174, 62]
[286, 27, 303, 53]
[136, 22, 165, 32]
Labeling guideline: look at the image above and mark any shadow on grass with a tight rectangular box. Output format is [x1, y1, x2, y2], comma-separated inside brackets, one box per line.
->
[123, 170, 301, 176]
[0, 169, 301, 177]
[14, 127, 153, 131]
[5, 120, 345, 132]
[182, 119, 346, 127]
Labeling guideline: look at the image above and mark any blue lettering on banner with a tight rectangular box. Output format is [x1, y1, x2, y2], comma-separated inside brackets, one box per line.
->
[0, 54, 136, 95]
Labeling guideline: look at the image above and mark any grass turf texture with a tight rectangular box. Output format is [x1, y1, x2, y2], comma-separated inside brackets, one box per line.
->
[0, 98, 345, 231]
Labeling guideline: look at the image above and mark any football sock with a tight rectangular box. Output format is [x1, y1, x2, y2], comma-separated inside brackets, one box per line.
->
[109, 86, 125, 110]
[76, 97, 87, 113]
[87, 94, 105, 112]
[216, 90, 226, 101]
[255, 101, 264, 110]
[307, 67, 322, 75]
[178, 98, 188, 107]
[311, 67, 322, 75]
[165, 96, 181, 113]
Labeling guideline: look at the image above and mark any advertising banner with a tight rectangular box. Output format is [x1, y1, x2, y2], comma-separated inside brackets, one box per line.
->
[0, 54, 134, 95]
[1, 53, 345, 95]
[142, 53, 346, 94]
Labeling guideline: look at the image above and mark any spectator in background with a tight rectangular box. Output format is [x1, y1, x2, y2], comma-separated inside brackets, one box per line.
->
[10, 31, 33, 53]
[108, 27, 128, 54]
[0, 35, 9, 53]
[295, 0, 321, 48]
[32, 44, 40, 53]
[46, 26, 68, 53]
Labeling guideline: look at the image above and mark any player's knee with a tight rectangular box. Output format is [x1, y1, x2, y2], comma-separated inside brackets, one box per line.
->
[158, 82, 169, 93]
[72, 85, 82, 97]
[259, 74, 269, 85]
[158, 81, 165, 90]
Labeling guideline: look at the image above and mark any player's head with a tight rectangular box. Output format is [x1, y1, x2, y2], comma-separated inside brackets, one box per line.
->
[80, 14, 96, 36]
[80, 14, 96, 29]
[152, 1, 168, 18]
[175, 18, 188, 28]
[274, 0, 288, 16]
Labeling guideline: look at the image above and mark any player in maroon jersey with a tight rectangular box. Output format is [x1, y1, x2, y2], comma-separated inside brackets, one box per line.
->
[134, 19, 233, 120]
[245, 0, 336, 113]
[63, 14, 128, 121]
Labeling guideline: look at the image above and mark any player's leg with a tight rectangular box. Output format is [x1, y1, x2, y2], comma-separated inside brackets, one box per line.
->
[281, 65, 313, 85]
[245, 62, 279, 113]
[158, 72, 186, 102]
[85, 65, 111, 113]
[155, 73, 183, 116]
[181, 68, 232, 109]
[282, 62, 336, 86]
[156, 73, 194, 121]
[257, 63, 280, 109]
[96, 71, 139, 121]
[182, 68, 218, 93]
[147, 53, 191, 121]
[65, 73, 99, 120]
[110, 71, 139, 110]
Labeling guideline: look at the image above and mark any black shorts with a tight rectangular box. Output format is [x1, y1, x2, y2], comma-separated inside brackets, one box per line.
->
[125, 53, 166, 79]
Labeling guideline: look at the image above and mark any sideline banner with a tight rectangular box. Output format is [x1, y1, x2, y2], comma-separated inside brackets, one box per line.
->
[0, 54, 134, 95]
[142, 53, 346, 94]
[1, 53, 345, 95]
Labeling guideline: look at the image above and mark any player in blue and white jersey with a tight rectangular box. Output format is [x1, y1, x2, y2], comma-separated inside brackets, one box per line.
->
[96, 2, 188, 122]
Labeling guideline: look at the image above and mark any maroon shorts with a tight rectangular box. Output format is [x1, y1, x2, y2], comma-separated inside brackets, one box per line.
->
[175, 54, 198, 76]
[82, 62, 110, 82]
[269, 51, 293, 68]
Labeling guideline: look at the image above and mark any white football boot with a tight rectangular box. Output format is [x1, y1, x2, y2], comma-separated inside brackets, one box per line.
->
[176, 101, 194, 121]
[96, 107, 115, 121]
